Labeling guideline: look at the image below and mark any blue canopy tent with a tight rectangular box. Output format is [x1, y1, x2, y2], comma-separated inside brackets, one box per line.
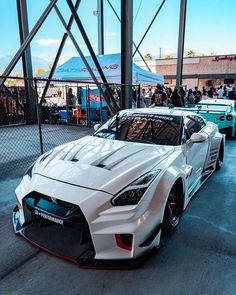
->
[41, 53, 164, 85]
[41, 54, 164, 122]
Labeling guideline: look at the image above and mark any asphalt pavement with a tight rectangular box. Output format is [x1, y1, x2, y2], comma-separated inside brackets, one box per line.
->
[0, 132, 236, 295]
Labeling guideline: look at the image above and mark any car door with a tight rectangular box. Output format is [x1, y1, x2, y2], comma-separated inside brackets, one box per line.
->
[184, 115, 209, 190]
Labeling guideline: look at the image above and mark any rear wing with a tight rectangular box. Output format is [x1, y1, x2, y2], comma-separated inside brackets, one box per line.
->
[175, 105, 231, 114]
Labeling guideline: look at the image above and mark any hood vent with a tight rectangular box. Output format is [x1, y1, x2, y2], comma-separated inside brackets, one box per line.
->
[71, 158, 79, 162]
[91, 147, 146, 170]
[96, 163, 106, 168]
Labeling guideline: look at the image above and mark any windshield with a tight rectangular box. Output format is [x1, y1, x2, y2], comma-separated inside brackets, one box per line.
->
[94, 112, 183, 146]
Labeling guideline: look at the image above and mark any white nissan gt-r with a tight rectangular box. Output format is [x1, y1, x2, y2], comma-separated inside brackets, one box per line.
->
[13, 108, 224, 268]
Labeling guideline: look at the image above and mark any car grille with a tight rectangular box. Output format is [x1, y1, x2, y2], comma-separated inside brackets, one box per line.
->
[23, 191, 89, 231]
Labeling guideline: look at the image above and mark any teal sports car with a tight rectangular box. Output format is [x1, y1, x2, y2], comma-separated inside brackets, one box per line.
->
[186, 99, 236, 137]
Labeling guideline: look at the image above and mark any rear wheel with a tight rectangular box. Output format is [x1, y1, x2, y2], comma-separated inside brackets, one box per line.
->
[163, 184, 183, 232]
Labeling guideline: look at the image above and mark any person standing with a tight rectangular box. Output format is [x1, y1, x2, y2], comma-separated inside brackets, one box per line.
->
[208, 86, 214, 98]
[222, 86, 227, 99]
[145, 88, 153, 107]
[170, 88, 183, 107]
[202, 86, 207, 96]
[67, 88, 76, 106]
[186, 89, 195, 104]
[226, 84, 232, 98]
[139, 88, 147, 108]
[217, 85, 224, 99]
[151, 84, 167, 106]
[179, 86, 185, 105]
[193, 86, 201, 103]
[229, 86, 236, 101]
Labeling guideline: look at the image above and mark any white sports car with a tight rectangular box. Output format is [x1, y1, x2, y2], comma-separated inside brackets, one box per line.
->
[13, 108, 224, 268]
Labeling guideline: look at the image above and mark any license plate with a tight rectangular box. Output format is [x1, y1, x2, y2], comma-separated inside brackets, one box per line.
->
[34, 209, 64, 225]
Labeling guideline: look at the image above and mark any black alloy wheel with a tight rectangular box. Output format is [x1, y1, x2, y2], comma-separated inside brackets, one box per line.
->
[163, 185, 182, 232]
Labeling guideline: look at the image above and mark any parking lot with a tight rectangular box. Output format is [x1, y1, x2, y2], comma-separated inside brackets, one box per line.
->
[0, 126, 236, 295]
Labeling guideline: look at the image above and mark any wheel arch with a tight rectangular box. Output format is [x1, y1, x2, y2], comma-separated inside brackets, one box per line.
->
[151, 166, 187, 222]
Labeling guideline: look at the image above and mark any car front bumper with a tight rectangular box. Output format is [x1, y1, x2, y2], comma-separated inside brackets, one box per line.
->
[13, 174, 162, 268]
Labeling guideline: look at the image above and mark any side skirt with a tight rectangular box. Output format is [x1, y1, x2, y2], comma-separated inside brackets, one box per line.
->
[188, 170, 213, 199]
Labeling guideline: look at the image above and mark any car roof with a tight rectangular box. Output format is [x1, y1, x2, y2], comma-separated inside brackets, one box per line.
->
[119, 107, 197, 118]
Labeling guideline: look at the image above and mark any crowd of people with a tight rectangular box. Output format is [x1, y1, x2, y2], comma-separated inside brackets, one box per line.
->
[138, 84, 236, 108]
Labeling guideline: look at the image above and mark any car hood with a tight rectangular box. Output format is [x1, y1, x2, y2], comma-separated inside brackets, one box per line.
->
[36, 136, 174, 194]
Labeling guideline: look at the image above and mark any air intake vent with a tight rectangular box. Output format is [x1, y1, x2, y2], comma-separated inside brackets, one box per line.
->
[96, 164, 106, 168]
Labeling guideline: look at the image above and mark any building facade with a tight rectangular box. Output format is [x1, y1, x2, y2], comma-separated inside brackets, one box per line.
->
[135, 54, 236, 89]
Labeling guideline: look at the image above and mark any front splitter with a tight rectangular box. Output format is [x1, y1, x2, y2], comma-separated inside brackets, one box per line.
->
[12, 206, 153, 269]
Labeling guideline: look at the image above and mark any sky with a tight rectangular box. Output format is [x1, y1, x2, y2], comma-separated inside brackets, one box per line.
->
[0, 0, 236, 73]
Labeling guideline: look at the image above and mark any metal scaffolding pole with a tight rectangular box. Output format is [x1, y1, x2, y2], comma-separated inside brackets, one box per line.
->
[107, 0, 151, 72]
[40, 0, 81, 104]
[132, 0, 165, 57]
[120, 0, 133, 109]
[0, 0, 58, 86]
[16, 0, 36, 120]
[98, 0, 104, 55]
[176, 0, 187, 89]
[54, 3, 117, 115]
[66, 0, 119, 112]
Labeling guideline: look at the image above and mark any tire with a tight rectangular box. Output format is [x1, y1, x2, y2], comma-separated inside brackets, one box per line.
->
[216, 141, 224, 170]
[163, 183, 183, 232]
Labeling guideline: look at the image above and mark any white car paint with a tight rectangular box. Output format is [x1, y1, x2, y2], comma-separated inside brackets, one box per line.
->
[14, 108, 224, 261]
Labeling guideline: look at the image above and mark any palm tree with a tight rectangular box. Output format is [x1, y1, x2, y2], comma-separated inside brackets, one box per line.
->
[186, 50, 196, 57]
[165, 55, 173, 59]
[144, 53, 152, 60]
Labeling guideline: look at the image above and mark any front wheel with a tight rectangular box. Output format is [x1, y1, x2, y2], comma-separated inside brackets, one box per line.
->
[163, 185, 183, 232]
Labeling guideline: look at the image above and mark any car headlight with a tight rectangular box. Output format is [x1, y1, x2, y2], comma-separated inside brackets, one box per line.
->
[111, 170, 161, 206]
[25, 150, 53, 178]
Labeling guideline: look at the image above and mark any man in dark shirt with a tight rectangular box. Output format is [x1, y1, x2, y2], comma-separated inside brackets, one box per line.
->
[207, 87, 214, 98]
[151, 84, 167, 106]
[193, 86, 201, 103]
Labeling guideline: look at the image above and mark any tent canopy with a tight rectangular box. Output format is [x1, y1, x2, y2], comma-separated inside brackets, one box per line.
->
[41, 53, 163, 85]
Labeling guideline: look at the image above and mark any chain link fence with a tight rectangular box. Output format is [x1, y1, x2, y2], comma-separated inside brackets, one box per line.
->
[0, 76, 140, 178]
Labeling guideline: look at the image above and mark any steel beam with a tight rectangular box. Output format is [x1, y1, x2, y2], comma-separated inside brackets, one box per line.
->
[97, 0, 104, 55]
[0, 0, 58, 87]
[40, 0, 81, 104]
[107, 0, 151, 72]
[120, 0, 133, 109]
[16, 0, 37, 120]
[66, 0, 119, 112]
[54, 2, 117, 114]
[132, 0, 165, 57]
[176, 0, 187, 89]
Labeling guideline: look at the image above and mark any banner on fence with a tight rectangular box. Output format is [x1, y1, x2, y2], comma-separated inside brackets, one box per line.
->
[81, 88, 107, 108]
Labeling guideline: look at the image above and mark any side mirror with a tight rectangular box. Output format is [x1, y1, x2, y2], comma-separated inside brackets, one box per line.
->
[190, 133, 208, 143]
[94, 123, 101, 131]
